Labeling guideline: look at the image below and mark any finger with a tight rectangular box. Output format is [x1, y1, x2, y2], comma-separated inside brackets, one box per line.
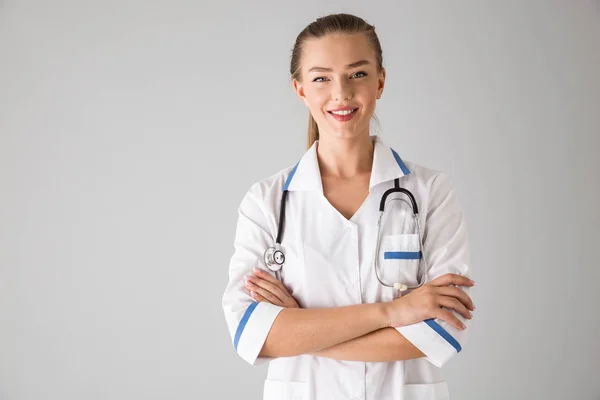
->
[252, 268, 291, 296]
[430, 273, 474, 288]
[438, 286, 475, 311]
[433, 309, 466, 331]
[250, 291, 268, 303]
[244, 280, 283, 305]
[429, 273, 470, 287]
[437, 296, 472, 320]
[246, 276, 288, 304]
[247, 284, 284, 306]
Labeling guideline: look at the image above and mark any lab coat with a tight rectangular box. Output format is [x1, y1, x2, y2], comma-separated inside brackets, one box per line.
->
[222, 135, 471, 400]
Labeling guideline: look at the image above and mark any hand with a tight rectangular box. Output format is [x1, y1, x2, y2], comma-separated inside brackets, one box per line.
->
[244, 268, 300, 308]
[384, 273, 475, 330]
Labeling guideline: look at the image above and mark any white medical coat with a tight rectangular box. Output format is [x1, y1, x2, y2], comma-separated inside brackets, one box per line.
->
[222, 135, 472, 400]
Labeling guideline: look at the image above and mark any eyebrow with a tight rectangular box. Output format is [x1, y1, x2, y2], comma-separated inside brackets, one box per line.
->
[307, 59, 371, 73]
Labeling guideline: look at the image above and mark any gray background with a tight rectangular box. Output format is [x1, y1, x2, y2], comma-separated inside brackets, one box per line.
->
[1, 1, 599, 399]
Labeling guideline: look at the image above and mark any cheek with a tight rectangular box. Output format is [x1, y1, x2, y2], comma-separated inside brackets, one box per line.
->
[361, 100, 376, 113]
[356, 82, 378, 98]
[304, 90, 329, 113]
[357, 87, 378, 111]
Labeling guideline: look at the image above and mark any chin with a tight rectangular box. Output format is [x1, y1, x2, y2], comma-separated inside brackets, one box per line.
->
[323, 129, 368, 141]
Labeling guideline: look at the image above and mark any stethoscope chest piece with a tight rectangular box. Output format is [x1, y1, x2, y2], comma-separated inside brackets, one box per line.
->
[264, 246, 285, 272]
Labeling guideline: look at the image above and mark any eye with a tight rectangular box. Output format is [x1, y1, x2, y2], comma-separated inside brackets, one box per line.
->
[352, 71, 368, 78]
[312, 71, 367, 82]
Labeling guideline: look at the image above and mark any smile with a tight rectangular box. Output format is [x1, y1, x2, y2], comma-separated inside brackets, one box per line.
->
[327, 108, 358, 121]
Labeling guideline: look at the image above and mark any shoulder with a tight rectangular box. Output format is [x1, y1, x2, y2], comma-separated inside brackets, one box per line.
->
[246, 164, 295, 198]
[238, 163, 296, 213]
[401, 160, 464, 216]
[401, 159, 460, 204]
[403, 159, 449, 186]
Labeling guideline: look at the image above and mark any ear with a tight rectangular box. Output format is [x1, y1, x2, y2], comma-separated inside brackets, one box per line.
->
[376, 67, 386, 99]
[293, 79, 309, 107]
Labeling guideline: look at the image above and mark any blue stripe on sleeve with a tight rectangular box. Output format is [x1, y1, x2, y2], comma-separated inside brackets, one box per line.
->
[424, 319, 462, 353]
[233, 302, 259, 350]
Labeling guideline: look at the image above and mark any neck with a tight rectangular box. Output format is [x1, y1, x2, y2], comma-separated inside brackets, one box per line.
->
[316, 134, 374, 179]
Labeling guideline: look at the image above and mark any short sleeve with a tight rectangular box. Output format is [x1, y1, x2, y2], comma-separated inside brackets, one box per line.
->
[221, 186, 285, 366]
[395, 172, 472, 368]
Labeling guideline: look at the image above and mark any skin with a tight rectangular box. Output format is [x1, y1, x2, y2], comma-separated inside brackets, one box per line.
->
[246, 270, 474, 361]
[251, 32, 475, 362]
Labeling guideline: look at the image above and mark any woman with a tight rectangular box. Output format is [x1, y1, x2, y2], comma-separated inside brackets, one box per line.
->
[222, 13, 475, 400]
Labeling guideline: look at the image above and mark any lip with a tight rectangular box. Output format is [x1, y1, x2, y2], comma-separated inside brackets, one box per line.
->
[327, 107, 358, 122]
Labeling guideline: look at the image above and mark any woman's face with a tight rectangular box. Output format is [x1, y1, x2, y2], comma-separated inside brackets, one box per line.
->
[293, 32, 385, 141]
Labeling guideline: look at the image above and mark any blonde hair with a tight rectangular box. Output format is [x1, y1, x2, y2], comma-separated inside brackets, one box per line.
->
[289, 13, 384, 149]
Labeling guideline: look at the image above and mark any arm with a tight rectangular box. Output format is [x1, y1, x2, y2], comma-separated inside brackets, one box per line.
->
[226, 175, 472, 366]
[223, 184, 390, 365]
[258, 303, 389, 358]
[394, 172, 473, 368]
[311, 327, 425, 362]
[246, 258, 474, 363]
[245, 270, 411, 360]
[312, 173, 473, 364]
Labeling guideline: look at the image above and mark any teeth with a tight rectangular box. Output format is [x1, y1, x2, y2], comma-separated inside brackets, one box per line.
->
[330, 109, 356, 115]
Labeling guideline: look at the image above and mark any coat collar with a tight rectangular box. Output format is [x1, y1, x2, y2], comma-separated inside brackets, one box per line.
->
[284, 135, 411, 192]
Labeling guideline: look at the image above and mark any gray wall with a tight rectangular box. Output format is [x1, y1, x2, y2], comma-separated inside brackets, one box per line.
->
[1, 1, 599, 399]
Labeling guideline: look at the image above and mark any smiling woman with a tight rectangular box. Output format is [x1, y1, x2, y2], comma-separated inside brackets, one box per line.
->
[221, 12, 474, 400]
[290, 27, 386, 149]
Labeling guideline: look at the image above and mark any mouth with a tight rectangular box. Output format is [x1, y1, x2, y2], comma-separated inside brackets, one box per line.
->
[327, 107, 359, 122]
[327, 108, 359, 116]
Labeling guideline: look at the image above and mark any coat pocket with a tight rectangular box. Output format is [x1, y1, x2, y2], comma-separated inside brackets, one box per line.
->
[380, 233, 423, 294]
[263, 379, 308, 400]
[403, 381, 449, 400]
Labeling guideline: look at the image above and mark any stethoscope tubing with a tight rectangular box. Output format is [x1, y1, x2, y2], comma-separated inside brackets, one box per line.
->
[265, 178, 429, 293]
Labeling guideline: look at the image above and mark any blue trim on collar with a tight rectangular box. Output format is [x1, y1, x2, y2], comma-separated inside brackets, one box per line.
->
[391, 149, 410, 175]
[283, 161, 300, 191]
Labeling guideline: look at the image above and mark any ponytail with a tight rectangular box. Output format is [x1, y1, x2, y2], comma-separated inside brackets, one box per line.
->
[307, 113, 319, 149]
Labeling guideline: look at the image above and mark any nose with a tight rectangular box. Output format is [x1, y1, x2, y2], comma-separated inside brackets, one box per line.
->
[332, 78, 353, 101]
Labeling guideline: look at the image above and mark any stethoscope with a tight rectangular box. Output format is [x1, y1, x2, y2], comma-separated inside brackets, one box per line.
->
[264, 178, 429, 293]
